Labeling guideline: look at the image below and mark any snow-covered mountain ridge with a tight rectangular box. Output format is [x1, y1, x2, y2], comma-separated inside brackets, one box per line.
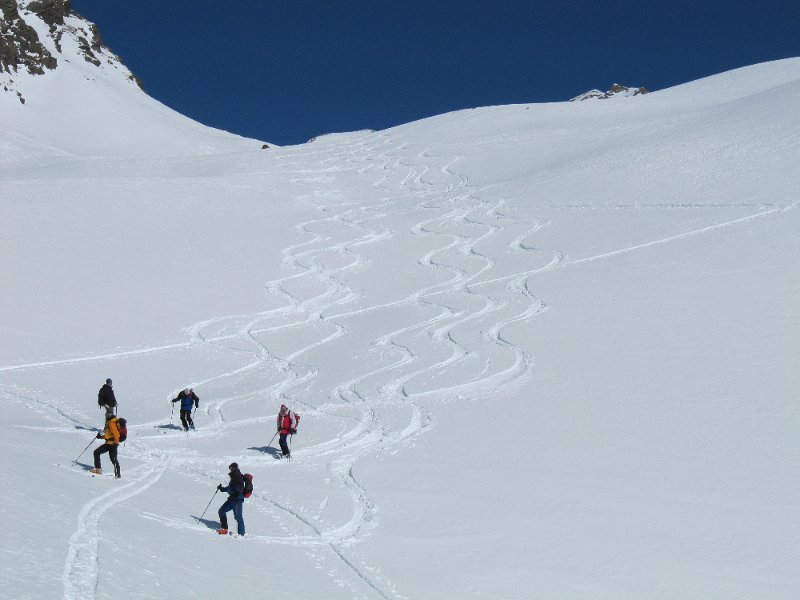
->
[0, 0, 261, 158]
[0, 0, 140, 100]
[570, 83, 649, 101]
[1, 53, 799, 600]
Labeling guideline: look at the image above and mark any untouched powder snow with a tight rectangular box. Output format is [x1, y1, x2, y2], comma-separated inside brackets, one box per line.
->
[1, 58, 800, 599]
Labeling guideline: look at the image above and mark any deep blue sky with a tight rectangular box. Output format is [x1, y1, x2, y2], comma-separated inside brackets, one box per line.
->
[70, 0, 800, 146]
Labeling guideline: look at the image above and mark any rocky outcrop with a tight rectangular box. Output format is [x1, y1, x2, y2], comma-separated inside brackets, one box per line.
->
[26, 0, 70, 30]
[570, 83, 649, 102]
[1, 0, 143, 103]
[0, 0, 58, 74]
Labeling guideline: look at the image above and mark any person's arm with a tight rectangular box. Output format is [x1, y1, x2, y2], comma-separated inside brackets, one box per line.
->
[109, 420, 120, 444]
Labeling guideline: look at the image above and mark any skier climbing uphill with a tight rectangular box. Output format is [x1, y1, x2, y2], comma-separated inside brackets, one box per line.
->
[172, 387, 199, 431]
[97, 378, 117, 421]
[91, 416, 126, 478]
[217, 462, 245, 536]
[276, 404, 299, 458]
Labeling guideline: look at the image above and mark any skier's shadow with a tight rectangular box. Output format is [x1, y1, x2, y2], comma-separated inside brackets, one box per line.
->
[248, 446, 281, 458]
[72, 461, 93, 471]
[155, 424, 183, 431]
[192, 516, 220, 531]
[74, 425, 101, 433]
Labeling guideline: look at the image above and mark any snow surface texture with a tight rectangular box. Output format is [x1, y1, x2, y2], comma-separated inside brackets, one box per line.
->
[2, 52, 800, 599]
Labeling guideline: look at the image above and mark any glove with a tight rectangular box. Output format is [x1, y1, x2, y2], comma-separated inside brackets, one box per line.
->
[278, 427, 282, 433]
[96, 433, 103, 439]
[290, 428, 297, 435]
[217, 484, 223, 492]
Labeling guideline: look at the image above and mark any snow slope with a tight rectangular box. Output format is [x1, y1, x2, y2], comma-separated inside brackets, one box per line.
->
[1, 57, 799, 599]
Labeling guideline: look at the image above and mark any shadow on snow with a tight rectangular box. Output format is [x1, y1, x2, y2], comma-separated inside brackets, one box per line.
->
[247, 446, 282, 458]
[192, 516, 221, 531]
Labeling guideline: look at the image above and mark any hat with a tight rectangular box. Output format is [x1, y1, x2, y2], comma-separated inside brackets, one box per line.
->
[229, 462, 238, 470]
[106, 378, 113, 384]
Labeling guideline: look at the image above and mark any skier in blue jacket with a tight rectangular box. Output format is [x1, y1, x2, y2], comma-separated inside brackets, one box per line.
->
[217, 462, 245, 536]
[172, 388, 199, 431]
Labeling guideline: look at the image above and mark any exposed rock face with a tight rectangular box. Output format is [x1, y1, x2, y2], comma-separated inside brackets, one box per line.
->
[570, 83, 649, 102]
[27, 0, 70, 29]
[0, 0, 58, 75]
[1, 0, 143, 103]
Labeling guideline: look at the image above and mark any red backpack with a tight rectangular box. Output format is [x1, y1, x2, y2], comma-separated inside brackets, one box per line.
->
[243, 473, 253, 498]
[116, 418, 128, 443]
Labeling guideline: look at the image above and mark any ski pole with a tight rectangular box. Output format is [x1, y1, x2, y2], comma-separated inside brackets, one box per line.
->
[199, 488, 218, 521]
[266, 431, 278, 449]
[170, 401, 174, 426]
[73, 434, 98, 463]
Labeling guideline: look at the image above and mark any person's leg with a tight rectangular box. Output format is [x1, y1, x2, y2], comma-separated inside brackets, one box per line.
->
[93, 444, 109, 471]
[109, 446, 120, 478]
[217, 498, 232, 531]
[232, 501, 245, 535]
[279, 433, 290, 456]
[186, 410, 195, 430]
[180, 410, 189, 431]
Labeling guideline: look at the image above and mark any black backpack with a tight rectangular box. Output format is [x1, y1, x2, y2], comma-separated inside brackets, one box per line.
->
[98, 385, 115, 407]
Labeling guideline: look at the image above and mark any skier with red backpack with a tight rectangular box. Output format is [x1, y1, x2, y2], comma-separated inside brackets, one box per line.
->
[276, 404, 299, 458]
[91, 416, 127, 478]
[216, 462, 248, 536]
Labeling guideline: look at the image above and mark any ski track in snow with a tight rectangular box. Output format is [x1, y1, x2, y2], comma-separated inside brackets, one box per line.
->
[1, 133, 795, 600]
[62, 460, 169, 600]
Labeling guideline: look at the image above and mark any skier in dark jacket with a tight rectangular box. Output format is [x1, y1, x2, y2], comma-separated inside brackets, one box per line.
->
[98, 378, 117, 420]
[172, 388, 199, 431]
[217, 462, 245, 536]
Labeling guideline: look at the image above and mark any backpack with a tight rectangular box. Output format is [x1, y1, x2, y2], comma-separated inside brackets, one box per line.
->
[116, 418, 128, 443]
[98, 385, 114, 407]
[243, 473, 253, 498]
[280, 411, 301, 433]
